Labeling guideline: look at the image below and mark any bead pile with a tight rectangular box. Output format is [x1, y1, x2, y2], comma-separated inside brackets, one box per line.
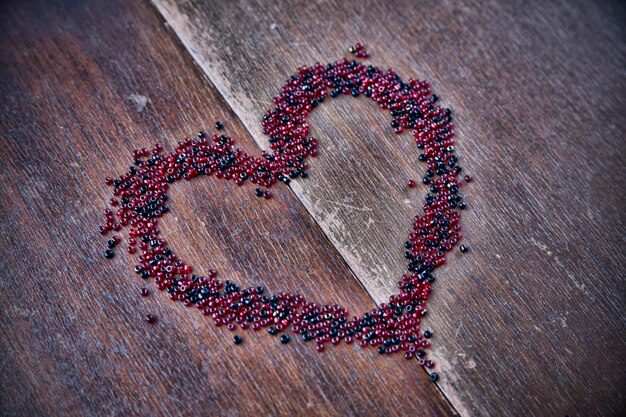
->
[99, 45, 470, 379]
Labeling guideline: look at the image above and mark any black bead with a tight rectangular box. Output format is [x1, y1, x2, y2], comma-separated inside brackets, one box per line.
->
[268, 327, 278, 335]
[460, 245, 469, 253]
[279, 334, 290, 344]
[254, 188, 264, 197]
[429, 373, 439, 382]
[424, 330, 433, 338]
[104, 249, 114, 258]
[233, 335, 242, 345]
[377, 346, 385, 354]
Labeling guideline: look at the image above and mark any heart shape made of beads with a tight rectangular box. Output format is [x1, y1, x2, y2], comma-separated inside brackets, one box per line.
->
[99, 46, 470, 376]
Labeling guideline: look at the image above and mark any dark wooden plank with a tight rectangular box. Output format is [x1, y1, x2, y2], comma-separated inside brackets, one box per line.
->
[151, 0, 626, 415]
[0, 1, 454, 416]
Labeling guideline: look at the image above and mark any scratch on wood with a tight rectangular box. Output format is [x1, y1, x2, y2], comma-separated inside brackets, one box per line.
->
[127, 93, 151, 112]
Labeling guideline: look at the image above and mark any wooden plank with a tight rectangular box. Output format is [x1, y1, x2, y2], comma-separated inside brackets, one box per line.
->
[0, 0, 454, 416]
[151, 0, 626, 415]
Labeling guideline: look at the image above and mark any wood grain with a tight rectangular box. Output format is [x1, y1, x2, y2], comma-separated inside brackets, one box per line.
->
[151, 0, 626, 415]
[0, 0, 455, 416]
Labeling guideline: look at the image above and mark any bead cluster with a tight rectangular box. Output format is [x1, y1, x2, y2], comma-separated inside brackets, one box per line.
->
[348, 42, 369, 59]
[99, 45, 470, 378]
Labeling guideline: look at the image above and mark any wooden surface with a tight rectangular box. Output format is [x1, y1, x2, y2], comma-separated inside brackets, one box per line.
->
[0, 0, 624, 416]
[0, 1, 453, 416]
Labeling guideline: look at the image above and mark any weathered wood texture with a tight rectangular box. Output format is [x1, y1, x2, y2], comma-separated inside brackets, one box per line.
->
[0, 0, 455, 416]
[151, 0, 626, 416]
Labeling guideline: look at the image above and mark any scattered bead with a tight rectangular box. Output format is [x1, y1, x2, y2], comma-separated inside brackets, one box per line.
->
[408, 179, 416, 188]
[215, 121, 224, 130]
[460, 245, 469, 253]
[233, 335, 243, 345]
[429, 372, 439, 382]
[349, 42, 369, 58]
[279, 334, 290, 344]
[145, 314, 157, 324]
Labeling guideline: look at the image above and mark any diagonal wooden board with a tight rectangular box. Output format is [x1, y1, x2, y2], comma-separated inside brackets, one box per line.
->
[151, 0, 626, 415]
[0, 0, 454, 415]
